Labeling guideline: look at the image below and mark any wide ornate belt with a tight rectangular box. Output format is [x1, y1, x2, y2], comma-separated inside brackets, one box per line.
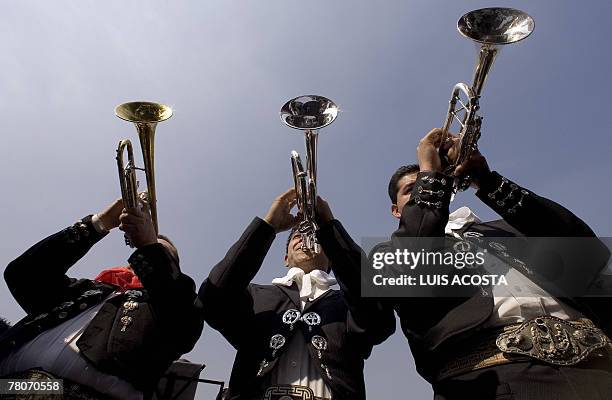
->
[262, 385, 331, 400]
[436, 316, 612, 382]
[496, 316, 610, 366]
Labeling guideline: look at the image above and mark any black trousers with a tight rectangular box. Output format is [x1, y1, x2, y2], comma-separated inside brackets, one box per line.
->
[433, 359, 612, 400]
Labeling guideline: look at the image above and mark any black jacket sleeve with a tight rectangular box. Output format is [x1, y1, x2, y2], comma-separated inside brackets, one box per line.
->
[4, 215, 107, 315]
[383, 171, 480, 334]
[394, 171, 454, 238]
[476, 171, 610, 293]
[197, 217, 276, 349]
[476, 171, 596, 237]
[317, 220, 395, 350]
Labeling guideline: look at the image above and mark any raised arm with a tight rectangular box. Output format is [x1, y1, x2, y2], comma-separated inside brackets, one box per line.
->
[315, 197, 395, 350]
[197, 189, 295, 348]
[393, 129, 455, 239]
[4, 199, 123, 314]
[118, 198, 204, 355]
[450, 135, 610, 289]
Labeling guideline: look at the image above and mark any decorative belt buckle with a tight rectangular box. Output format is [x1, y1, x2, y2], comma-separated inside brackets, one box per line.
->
[496, 316, 609, 366]
[263, 385, 315, 400]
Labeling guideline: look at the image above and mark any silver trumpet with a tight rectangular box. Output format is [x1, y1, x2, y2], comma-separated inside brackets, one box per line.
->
[441, 8, 534, 191]
[281, 95, 338, 254]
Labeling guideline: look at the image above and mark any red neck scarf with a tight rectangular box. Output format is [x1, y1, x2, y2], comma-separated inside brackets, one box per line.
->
[94, 267, 143, 291]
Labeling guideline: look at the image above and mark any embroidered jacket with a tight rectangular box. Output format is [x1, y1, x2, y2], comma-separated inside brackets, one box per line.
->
[1, 215, 204, 392]
[198, 217, 395, 400]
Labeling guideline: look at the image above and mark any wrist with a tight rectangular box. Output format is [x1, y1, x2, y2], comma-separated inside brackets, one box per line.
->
[91, 214, 109, 233]
[97, 213, 119, 231]
[419, 161, 440, 173]
[263, 216, 279, 233]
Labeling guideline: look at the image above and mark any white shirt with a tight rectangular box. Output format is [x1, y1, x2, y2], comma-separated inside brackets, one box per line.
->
[0, 295, 143, 400]
[270, 267, 336, 397]
[445, 207, 582, 327]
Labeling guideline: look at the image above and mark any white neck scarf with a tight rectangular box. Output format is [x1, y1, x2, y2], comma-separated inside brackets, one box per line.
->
[445, 206, 482, 235]
[272, 267, 337, 301]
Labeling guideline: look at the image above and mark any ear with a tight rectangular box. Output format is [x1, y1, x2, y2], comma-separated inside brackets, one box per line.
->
[391, 204, 401, 219]
[284, 254, 289, 267]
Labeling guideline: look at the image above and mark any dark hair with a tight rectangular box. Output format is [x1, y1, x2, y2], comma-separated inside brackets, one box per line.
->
[157, 234, 180, 263]
[388, 164, 419, 204]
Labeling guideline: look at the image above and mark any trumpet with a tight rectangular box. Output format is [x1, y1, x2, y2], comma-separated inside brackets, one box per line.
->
[281, 95, 338, 254]
[115, 101, 172, 245]
[441, 8, 534, 191]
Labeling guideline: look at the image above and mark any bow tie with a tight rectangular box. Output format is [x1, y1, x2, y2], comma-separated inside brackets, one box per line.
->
[272, 267, 337, 301]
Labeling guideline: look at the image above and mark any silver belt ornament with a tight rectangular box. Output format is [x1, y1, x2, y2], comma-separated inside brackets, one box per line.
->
[497, 316, 610, 366]
[302, 312, 321, 332]
[311, 335, 332, 380]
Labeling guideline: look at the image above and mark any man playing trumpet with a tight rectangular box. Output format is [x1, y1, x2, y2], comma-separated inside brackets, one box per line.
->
[0, 196, 203, 399]
[199, 188, 394, 399]
[373, 128, 612, 399]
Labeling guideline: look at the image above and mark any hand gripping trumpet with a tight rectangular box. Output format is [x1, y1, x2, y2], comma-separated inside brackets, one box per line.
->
[281, 95, 338, 254]
[441, 8, 534, 191]
[115, 101, 172, 246]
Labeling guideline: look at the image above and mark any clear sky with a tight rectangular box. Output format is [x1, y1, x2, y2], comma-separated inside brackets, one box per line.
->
[1, 1, 611, 399]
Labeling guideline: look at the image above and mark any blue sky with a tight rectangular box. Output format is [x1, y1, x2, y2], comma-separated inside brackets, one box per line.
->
[1, 1, 611, 398]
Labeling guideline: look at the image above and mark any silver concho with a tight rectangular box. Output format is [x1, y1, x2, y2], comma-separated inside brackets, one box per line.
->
[302, 312, 321, 332]
[82, 289, 103, 298]
[489, 242, 507, 252]
[120, 315, 133, 332]
[311, 335, 328, 351]
[463, 231, 483, 238]
[311, 335, 328, 360]
[453, 241, 472, 253]
[123, 300, 139, 312]
[54, 301, 74, 311]
[125, 290, 143, 298]
[282, 309, 301, 330]
[269, 334, 286, 357]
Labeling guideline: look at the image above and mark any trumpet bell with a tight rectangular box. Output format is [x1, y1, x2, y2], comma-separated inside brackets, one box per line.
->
[280, 95, 338, 131]
[458, 7, 534, 46]
[115, 101, 173, 123]
[114, 101, 172, 235]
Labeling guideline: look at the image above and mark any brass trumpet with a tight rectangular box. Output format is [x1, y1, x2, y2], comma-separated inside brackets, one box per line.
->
[281, 95, 338, 254]
[115, 101, 172, 244]
[441, 8, 534, 191]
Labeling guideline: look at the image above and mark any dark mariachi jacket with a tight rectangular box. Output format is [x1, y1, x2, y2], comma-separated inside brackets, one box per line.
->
[0, 215, 204, 392]
[372, 171, 611, 383]
[198, 217, 395, 400]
